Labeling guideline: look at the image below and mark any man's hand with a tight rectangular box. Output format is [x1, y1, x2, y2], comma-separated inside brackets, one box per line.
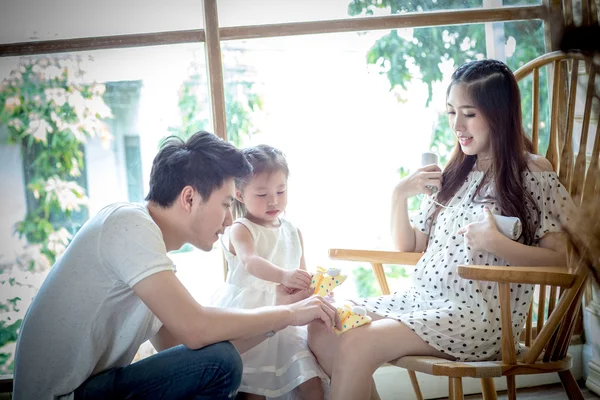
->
[281, 268, 312, 289]
[289, 294, 341, 331]
[275, 285, 341, 331]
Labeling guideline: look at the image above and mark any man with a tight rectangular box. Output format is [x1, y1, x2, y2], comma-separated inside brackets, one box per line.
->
[13, 131, 337, 400]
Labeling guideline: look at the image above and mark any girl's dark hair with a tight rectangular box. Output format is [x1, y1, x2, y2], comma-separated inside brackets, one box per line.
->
[233, 144, 289, 218]
[437, 59, 538, 245]
[145, 131, 252, 207]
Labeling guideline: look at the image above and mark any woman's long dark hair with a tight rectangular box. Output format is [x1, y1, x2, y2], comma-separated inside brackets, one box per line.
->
[436, 59, 538, 245]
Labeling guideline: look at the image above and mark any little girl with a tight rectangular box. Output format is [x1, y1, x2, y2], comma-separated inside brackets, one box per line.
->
[211, 144, 326, 400]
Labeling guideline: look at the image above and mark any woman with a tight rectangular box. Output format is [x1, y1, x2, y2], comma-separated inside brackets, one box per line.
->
[308, 59, 575, 400]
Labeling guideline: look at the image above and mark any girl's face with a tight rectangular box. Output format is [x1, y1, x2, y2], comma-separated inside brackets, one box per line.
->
[447, 83, 493, 161]
[236, 169, 288, 227]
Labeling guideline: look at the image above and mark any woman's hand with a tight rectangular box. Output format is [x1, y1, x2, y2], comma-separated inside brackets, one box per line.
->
[394, 164, 442, 199]
[457, 207, 504, 253]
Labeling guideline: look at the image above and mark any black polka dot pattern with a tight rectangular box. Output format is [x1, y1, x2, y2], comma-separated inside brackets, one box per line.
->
[359, 171, 575, 361]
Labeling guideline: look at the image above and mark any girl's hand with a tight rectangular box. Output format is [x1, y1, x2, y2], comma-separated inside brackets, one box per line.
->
[457, 207, 503, 253]
[275, 285, 313, 305]
[394, 164, 442, 199]
[281, 269, 312, 290]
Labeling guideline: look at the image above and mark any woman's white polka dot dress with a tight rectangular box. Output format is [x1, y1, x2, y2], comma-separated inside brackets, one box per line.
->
[358, 171, 574, 361]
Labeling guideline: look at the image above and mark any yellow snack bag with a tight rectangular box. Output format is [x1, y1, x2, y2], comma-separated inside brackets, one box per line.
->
[334, 303, 372, 335]
[310, 266, 347, 297]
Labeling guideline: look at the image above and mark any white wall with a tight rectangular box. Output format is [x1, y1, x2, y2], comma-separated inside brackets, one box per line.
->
[0, 127, 26, 263]
[0, 0, 395, 45]
[0, 0, 204, 44]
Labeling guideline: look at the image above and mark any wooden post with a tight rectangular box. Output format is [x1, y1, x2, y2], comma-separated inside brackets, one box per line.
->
[484, 0, 506, 61]
[542, 0, 563, 52]
[203, 0, 229, 281]
[202, 0, 227, 141]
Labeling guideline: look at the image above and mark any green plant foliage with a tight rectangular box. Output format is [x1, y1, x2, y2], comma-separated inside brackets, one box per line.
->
[168, 46, 263, 148]
[353, 265, 410, 298]
[0, 56, 112, 372]
[348, 0, 548, 297]
[349, 0, 549, 151]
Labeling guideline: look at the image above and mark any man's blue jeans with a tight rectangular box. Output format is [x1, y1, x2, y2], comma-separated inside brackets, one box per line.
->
[74, 341, 242, 400]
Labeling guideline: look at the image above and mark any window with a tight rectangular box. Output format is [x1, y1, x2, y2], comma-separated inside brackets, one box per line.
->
[217, 0, 542, 27]
[0, 43, 222, 371]
[103, 81, 145, 203]
[123, 135, 144, 203]
[0, 0, 204, 43]
[222, 18, 547, 298]
[0, 0, 553, 372]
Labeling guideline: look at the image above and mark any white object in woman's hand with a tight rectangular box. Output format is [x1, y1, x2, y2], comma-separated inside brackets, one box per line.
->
[457, 207, 503, 252]
[394, 164, 443, 198]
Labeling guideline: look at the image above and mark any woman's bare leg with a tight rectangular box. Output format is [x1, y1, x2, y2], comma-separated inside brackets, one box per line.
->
[243, 393, 265, 400]
[296, 376, 324, 400]
[308, 317, 452, 400]
[370, 378, 381, 400]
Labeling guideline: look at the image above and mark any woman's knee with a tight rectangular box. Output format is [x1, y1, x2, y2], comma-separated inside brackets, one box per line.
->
[307, 322, 325, 350]
[307, 322, 337, 376]
[336, 328, 381, 370]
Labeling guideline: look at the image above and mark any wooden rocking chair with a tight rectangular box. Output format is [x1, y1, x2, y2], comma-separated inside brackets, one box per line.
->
[329, 50, 600, 400]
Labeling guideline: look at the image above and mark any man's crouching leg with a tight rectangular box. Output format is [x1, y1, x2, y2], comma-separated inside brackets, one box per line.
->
[188, 341, 243, 399]
[74, 341, 242, 400]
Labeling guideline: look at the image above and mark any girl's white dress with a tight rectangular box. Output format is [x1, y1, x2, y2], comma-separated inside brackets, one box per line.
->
[358, 170, 575, 361]
[210, 217, 327, 398]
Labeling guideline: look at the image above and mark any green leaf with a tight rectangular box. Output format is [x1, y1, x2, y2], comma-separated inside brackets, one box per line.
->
[0, 319, 22, 348]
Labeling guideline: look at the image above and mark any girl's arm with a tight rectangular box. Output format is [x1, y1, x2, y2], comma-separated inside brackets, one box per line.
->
[230, 223, 311, 289]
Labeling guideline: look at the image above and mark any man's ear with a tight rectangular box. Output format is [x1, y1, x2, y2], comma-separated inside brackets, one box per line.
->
[180, 186, 196, 211]
[235, 189, 244, 203]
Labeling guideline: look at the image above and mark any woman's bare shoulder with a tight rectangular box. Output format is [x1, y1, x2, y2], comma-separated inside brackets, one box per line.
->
[526, 153, 554, 172]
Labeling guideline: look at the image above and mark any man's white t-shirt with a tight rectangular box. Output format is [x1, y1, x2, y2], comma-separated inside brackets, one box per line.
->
[13, 203, 175, 400]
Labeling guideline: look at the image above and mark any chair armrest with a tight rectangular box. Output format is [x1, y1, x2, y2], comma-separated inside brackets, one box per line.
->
[328, 249, 422, 296]
[457, 265, 577, 288]
[328, 249, 422, 265]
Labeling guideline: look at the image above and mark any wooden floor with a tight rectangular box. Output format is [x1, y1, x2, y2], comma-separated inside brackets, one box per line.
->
[434, 381, 600, 399]
[1, 382, 598, 400]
